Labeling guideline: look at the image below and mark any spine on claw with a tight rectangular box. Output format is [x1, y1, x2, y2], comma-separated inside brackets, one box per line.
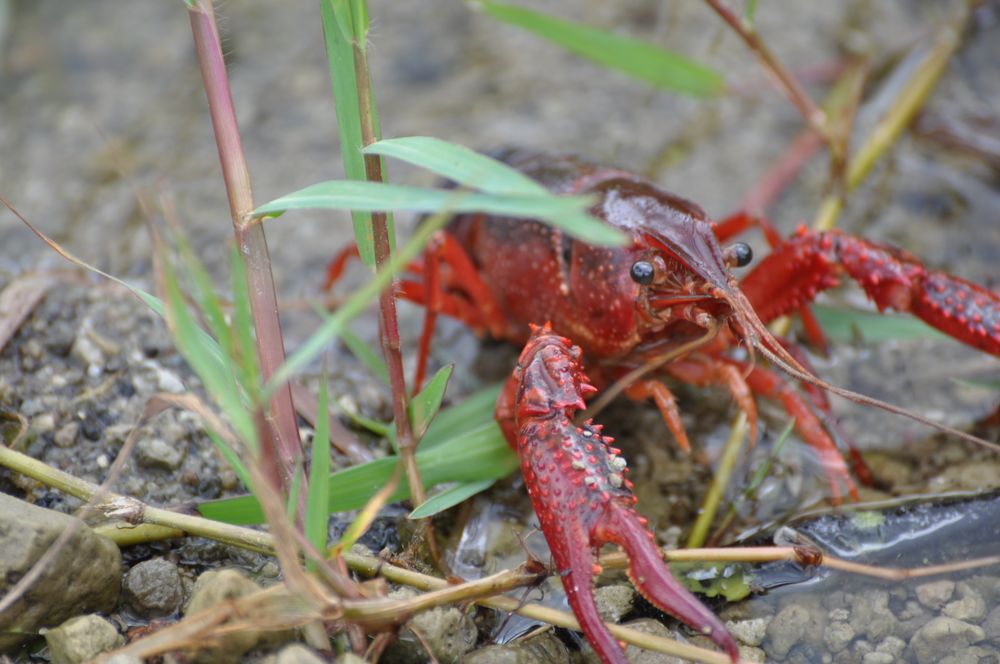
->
[504, 324, 738, 664]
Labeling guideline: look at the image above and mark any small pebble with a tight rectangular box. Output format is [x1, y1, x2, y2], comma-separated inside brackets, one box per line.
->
[53, 422, 80, 449]
[915, 579, 955, 609]
[122, 558, 184, 618]
[135, 437, 185, 470]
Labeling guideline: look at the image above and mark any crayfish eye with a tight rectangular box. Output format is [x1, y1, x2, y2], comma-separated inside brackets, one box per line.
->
[630, 260, 655, 285]
[725, 242, 753, 268]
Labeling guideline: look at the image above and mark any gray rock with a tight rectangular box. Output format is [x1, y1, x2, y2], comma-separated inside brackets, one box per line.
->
[915, 579, 955, 609]
[874, 635, 906, 658]
[824, 620, 855, 653]
[943, 582, 987, 622]
[53, 421, 80, 448]
[458, 632, 570, 664]
[386, 588, 478, 663]
[940, 645, 999, 664]
[582, 618, 684, 664]
[594, 584, 636, 623]
[738, 645, 766, 663]
[42, 614, 124, 664]
[909, 617, 985, 664]
[765, 604, 816, 659]
[848, 590, 898, 642]
[275, 643, 326, 664]
[71, 333, 105, 369]
[726, 617, 769, 647]
[184, 569, 263, 663]
[135, 437, 185, 470]
[861, 653, 895, 664]
[983, 605, 1000, 643]
[0, 493, 122, 650]
[122, 557, 184, 618]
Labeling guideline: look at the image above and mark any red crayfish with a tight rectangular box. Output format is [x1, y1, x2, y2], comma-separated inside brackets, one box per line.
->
[327, 150, 999, 664]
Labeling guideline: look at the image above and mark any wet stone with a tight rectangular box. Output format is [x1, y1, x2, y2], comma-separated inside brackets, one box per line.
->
[940, 645, 999, 664]
[916, 579, 956, 609]
[848, 590, 898, 642]
[824, 619, 855, 653]
[458, 632, 570, 664]
[386, 587, 478, 663]
[43, 614, 124, 664]
[594, 583, 635, 623]
[135, 437, 185, 470]
[726, 616, 769, 647]
[943, 582, 988, 622]
[983, 605, 1000, 644]
[908, 617, 986, 664]
[122, 557, 183, 618]
[766, 602, 826, 659]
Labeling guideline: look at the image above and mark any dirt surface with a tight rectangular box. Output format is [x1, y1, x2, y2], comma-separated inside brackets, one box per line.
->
[1, 0, 999, 662]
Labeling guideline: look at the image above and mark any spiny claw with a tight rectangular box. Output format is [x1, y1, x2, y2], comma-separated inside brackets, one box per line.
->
[509, 326, 738, 664]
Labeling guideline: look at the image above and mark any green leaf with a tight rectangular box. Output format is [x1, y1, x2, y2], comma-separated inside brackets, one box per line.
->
[363, 137, 547, 196]
[198, 422, 517, 525]
[420, 382, 503, 450]
[255, 179, 623, 246]
[305, 368, 332, 570]
[811, 304, 949, 344]
[409, 365, 453, 439]
[409, 479, 496, 519]
[478, 1, 724, 97]
[162, 257, 255, 448]
[340, 327, 390, 386]
[319, 0, 394, 266]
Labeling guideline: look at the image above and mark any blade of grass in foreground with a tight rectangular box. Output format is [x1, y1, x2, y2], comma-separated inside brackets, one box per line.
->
[305, 369, 332, 572]
[477, 1, 724, 97]
[255, 179, 622, 246]
[363, 137, 547, 195]
[409, 479, 497, 520]
[198, 421, 516, 525]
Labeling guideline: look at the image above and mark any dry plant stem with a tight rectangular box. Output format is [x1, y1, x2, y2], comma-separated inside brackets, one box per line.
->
[8, 445, 997, 662]
[702, 0, 828, 140]
[812, 8, 965, 231]
[188, 0, 301, 492]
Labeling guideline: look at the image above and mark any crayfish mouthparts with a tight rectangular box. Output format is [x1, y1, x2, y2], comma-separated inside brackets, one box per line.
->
[506, 324, 739, 664]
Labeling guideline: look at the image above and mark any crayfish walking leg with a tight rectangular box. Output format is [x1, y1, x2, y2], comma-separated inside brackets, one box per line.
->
[496, 324, 738, 664]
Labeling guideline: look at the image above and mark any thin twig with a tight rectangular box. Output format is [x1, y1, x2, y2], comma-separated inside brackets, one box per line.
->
[702, 0, 829, 140]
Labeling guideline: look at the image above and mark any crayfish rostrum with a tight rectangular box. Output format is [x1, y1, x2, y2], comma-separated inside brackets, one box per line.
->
[327, 150, 999, 664]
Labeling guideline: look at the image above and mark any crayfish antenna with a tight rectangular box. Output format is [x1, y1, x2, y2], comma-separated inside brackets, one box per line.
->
[728, 287, 1000, 454]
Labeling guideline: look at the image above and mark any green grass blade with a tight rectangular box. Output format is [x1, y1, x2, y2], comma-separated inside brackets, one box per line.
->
[263, 211, 451, 393]
[320, 0, 395, 266]
[198, 422, 517, 525]
[409, 364, 453, 439]
[339, 326, 390, 386]
[305, 369, 332, 570]
[162, 259, 256, 448]
[228, 247, 261, 401]
[363, 137, 546, 195]
[811, 304, 948, 344]
[255, 179, 622, 246]
[420, 382, 503, 450]
[478, 1, 724, 97]
[408, 479, 496, 520]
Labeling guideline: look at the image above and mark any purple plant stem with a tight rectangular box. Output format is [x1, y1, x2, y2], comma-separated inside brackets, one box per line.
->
[188, 1, 302, 493]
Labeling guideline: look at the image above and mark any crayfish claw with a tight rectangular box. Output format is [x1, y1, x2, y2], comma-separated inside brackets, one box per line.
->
[506, 326, 738, 664]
